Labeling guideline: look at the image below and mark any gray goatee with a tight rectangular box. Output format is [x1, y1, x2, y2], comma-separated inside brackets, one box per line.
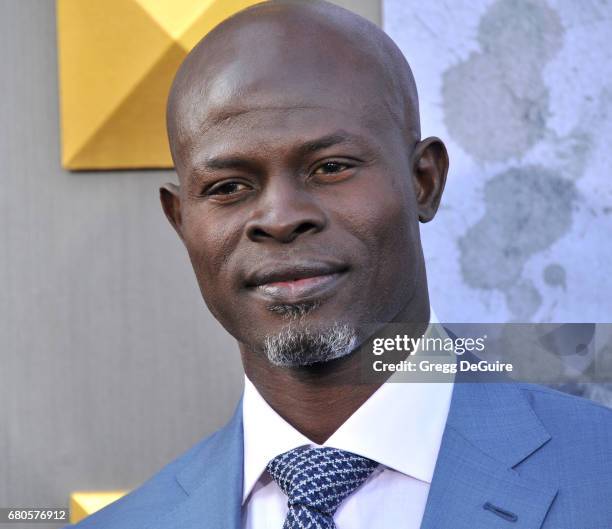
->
[263, 302, 357, 367]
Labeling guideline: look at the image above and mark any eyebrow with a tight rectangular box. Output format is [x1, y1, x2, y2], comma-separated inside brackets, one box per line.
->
[193, 131, 370, 174]
[199, 156, 257, 172]
[298, 132, 362, 154]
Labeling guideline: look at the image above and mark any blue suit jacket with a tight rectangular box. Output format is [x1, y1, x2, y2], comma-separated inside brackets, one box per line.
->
[70, 383, 612, 528]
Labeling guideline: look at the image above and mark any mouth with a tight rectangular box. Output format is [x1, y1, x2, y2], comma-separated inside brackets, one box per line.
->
[245, 261, 349, 304]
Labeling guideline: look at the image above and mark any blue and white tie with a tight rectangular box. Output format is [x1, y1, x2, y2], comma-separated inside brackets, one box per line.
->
[267, 446, 378, 529]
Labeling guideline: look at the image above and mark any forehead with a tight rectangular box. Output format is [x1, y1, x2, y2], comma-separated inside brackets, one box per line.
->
[171, 19, 404, 170]
[187, 110, 388, 181]
[175, 77, 400, 175]
[177, 94, 398, 180]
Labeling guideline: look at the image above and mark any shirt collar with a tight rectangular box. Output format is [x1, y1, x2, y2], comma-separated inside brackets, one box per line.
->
[241, 309, 453, 503]
[242, 376, 312, 503]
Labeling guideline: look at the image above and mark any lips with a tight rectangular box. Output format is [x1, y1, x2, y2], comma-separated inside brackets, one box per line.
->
[245, 261, 348, 303]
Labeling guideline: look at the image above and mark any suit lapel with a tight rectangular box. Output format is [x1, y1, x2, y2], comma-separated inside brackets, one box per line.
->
[146, 380, 559, 529]
[420, 383, 558, 529]
[149, 400, 244, 529]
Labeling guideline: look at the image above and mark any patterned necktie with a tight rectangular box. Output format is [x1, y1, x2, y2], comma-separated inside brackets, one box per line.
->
[267, 446, 378, 529]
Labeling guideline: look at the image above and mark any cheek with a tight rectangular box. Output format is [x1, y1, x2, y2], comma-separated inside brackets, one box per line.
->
[334, 172, 417, 260]
[329, 172, 420, 312]
[181, 206, 241, 298]
[367, 193, 417, 286]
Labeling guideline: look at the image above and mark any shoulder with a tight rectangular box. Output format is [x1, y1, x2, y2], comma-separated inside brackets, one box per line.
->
[449, 381, 612, 471]
[518, 383, 612, 460]
[519, 383, 612, 435]
[65, 428, 225, 529]
[515, 384, 612, 525]
[65, 398, 245, 529]
[516, 384, 612, 474]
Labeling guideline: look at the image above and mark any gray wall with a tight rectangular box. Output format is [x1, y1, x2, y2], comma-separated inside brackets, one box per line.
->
[0, 0, 380, 519]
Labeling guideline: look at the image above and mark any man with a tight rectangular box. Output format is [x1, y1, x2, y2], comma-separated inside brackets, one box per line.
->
[71, 1, 612, 528]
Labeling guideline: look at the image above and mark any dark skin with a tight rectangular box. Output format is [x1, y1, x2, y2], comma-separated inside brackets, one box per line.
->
[160, 1, 449, 444]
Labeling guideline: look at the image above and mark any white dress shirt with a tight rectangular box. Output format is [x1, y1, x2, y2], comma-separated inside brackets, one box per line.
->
[241, 316, 454, 528]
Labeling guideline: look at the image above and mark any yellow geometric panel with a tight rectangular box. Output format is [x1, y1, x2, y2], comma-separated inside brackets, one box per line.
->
[56, 0, 263, 170]
[133, 0, 216, 41]
[69, 491, 128, 524]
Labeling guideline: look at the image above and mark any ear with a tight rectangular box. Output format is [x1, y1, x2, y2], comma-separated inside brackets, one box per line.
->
[160, 183, 184, 241]
[411, 136, 449, 222]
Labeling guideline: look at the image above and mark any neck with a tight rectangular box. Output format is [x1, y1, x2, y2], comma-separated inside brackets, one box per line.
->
[241, 291, 430, 444]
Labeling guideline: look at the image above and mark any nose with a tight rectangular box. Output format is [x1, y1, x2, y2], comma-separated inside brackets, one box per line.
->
[245, 177, 327, 244]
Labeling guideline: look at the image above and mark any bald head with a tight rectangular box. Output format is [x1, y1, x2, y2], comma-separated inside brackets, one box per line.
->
[159, 0, 449, 379]
[166, 0, 420, 173]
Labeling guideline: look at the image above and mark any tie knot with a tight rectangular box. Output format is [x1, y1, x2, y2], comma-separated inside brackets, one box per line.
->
[267, 446, 378, 516]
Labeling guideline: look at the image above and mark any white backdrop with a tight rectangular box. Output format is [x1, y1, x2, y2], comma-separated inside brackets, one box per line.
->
[385, 0, 612, 324]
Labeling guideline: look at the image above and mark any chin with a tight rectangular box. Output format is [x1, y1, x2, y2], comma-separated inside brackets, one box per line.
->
[261, 319, 359, 368]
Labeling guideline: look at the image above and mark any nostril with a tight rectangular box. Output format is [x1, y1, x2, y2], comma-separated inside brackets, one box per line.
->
[247, 220, 322, 243]
[294, 222, 318, 235]
[250, 227, 271, 240]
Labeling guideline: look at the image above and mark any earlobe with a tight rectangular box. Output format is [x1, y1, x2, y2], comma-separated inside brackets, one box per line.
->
[411, 136, 449, 223]
[160, 183, 184, 240]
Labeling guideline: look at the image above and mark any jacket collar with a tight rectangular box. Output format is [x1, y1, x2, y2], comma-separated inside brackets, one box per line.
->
[446, 382, 550, 467]
[154, 382, 557, 529]
[420, 382, 558, 529]
[150, 399, 244, 529]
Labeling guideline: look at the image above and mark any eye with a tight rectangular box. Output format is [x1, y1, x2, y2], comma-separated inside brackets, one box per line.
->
[312, 161, 351, 176]
[206, 180, 250, 197]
